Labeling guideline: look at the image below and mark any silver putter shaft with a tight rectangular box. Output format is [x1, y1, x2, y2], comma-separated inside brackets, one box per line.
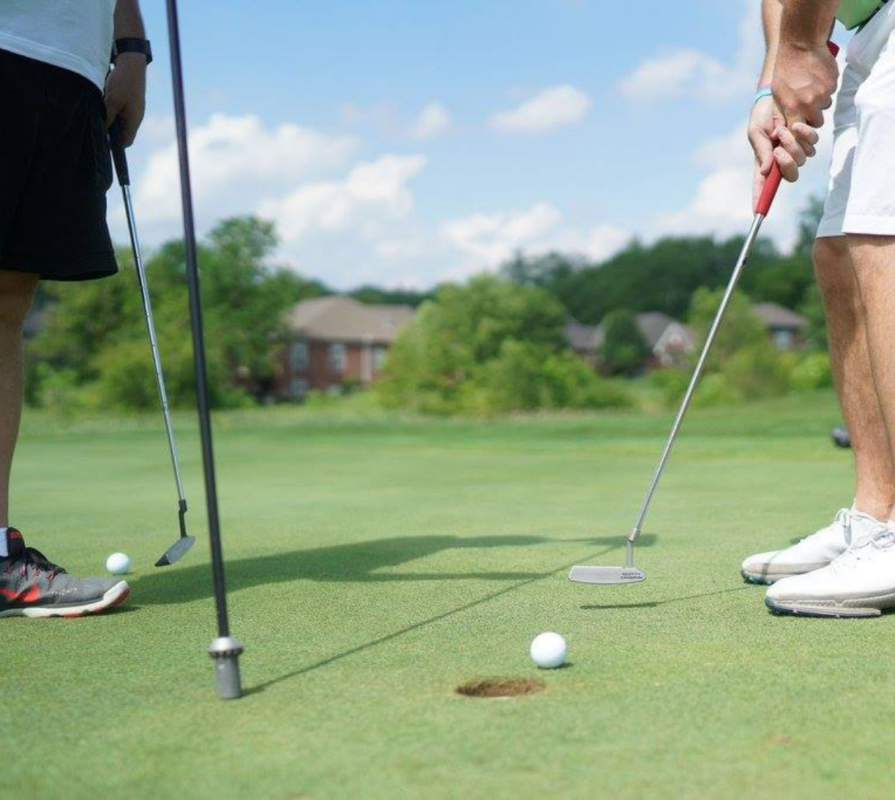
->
[569, 213, 764, 586]
[570, 40, 840, 587]
[110, 122, 195, 567]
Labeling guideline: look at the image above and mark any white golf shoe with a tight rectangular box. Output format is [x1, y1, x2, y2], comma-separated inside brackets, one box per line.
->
[740, 508, 881, 585]
[765, 524, 895, 618]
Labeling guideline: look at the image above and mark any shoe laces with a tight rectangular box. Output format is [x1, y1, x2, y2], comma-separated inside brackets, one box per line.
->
[852, 527, 895, 552]
[2, 547, 65, 581]
[830, 525, 895, 572]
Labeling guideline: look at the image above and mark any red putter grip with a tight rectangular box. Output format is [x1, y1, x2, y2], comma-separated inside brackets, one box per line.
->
[754, 41, 841, 216]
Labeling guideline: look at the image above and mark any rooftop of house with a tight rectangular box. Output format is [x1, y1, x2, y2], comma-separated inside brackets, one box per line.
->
[568, 302, 807, 354]
[751, 302, 808, 331]
[564, 321, 600, 352]
[567, 312, 695, 352]
[286, 295, 415, 344]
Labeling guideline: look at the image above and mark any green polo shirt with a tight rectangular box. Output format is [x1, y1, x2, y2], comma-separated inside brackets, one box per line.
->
[838, 0, 884, 30]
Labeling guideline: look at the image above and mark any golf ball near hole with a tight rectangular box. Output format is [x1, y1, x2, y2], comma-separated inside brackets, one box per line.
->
[106, 552, 131, 575]
[530, 632, 567, 669]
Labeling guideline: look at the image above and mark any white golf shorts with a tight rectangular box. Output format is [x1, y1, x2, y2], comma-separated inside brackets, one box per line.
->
[818, 3, 895, 238]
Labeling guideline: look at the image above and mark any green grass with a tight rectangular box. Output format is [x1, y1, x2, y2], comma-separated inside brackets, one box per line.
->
[6, 391, 891, 798]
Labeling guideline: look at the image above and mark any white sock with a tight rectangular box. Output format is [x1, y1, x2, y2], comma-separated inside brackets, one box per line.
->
[0, 528, 8, 558]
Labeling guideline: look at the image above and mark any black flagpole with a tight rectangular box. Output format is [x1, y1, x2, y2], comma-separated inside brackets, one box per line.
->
[164, 0, 243, 700]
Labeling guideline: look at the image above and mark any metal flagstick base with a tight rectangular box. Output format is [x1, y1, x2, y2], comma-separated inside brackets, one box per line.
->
[164, 0, 243, 700]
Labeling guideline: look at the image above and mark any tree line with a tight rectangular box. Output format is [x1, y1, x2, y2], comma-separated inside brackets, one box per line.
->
[28, 198, 828, 414]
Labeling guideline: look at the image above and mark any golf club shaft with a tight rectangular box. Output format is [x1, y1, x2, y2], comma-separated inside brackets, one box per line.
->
[623, 40, 840, 565]
[119, 184, 187, 506]
[166, 0, 231, 638]
[626, 213, 765, 560]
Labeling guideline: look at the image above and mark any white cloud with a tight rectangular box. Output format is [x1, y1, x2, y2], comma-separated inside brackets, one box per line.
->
[490, 85, 592, 134]
[259, 154, 427, 244]
[410, 103, 452, 139]
[618, 0, 762, 103]
[440, 203, 629, 277]
[129, 113, 358, 233]
[134, 115, 176, 149]
[584, 224, 631, 261]
[619, 50, 741, 103]
[111, 111, 631, 289]
[442, 203, 564, 267]
[374, 238, 428, 260]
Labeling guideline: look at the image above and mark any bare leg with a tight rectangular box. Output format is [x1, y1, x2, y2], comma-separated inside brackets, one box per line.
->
[846, 235, 895, 521]
[815, 236, 895, 520]
[0, 270, 39, 527]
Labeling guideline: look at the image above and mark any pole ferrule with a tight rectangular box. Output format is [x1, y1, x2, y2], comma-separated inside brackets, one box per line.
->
[209, 637, 244, 700]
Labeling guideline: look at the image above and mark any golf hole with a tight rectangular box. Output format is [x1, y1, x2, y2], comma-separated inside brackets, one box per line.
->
[456, 678, 546, 699]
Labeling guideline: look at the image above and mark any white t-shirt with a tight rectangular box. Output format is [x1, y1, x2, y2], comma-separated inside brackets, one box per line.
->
[0, 1, 115, 91]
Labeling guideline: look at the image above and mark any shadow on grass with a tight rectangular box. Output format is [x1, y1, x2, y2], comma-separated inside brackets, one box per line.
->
[580, 586, 751, 610]
[134, 532, 657, 607]
[232, 534, 658, 694]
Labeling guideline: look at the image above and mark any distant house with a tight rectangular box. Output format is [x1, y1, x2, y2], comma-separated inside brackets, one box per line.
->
[277, 296, 414, 399]
[564, 321, 601, 367]
[567, 312, 696, 372]
[752, 302, 808, 351]
[635, 312, 696, 368]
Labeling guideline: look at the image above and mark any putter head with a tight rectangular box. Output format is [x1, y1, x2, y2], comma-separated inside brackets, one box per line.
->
[155, 535, 196, 567]
[568, 565, 647, 585]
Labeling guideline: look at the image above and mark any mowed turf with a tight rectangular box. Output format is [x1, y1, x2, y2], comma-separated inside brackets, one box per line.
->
[6, 392, 894, 799]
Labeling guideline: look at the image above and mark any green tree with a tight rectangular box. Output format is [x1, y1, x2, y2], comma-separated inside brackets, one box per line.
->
[30, 216, 330, 410]
[351, 285, 431, 307]
[688, 288, 766, 369]
[687, 287, 790, 403]
[33, 245, 143, 382]
[598, 309, 650, 375]
[376, 274, 626, 414]
[794, 195, 826, 256]
[502, 236, 779, 324]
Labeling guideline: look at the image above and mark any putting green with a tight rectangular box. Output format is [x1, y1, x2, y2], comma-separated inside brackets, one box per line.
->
[6, 393, 891, 798]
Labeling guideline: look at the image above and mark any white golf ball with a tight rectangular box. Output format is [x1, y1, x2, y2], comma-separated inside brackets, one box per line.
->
[105, 552, 131, 575]
[530, 632, 567, 669]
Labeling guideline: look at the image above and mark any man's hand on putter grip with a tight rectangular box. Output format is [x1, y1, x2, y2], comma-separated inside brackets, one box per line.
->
[772, 41, 838, 130]
[748, 97, 818, 205]
[104, 53, 146, 147]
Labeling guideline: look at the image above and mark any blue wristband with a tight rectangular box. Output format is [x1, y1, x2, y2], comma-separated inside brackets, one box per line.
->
[754, 86, 773, 104]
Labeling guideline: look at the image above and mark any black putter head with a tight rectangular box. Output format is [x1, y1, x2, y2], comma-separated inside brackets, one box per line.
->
[156, 535, 196, 567]
[155, 501, 195, 566]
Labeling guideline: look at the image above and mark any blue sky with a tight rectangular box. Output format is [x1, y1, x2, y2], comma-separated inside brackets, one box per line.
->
[116, 1, 847, 288]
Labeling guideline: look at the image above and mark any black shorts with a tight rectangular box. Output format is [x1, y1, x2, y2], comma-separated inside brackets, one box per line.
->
[0, 48, 118, 281]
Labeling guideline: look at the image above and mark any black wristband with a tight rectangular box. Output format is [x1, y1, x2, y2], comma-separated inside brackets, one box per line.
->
[112, 38, 153, 65]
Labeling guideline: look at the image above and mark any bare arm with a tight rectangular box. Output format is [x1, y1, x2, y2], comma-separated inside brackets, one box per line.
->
[759, 0, 784, 86]
[104, 0, 147, 146]
[114, 0, 146, 39]
[780, 0, 838, 50]
[749, 0, 819, 199]
[772, 0, 839, 129]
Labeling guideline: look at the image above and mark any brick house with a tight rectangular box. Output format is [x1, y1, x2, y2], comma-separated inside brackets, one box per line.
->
[277, 296, 414, 399]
